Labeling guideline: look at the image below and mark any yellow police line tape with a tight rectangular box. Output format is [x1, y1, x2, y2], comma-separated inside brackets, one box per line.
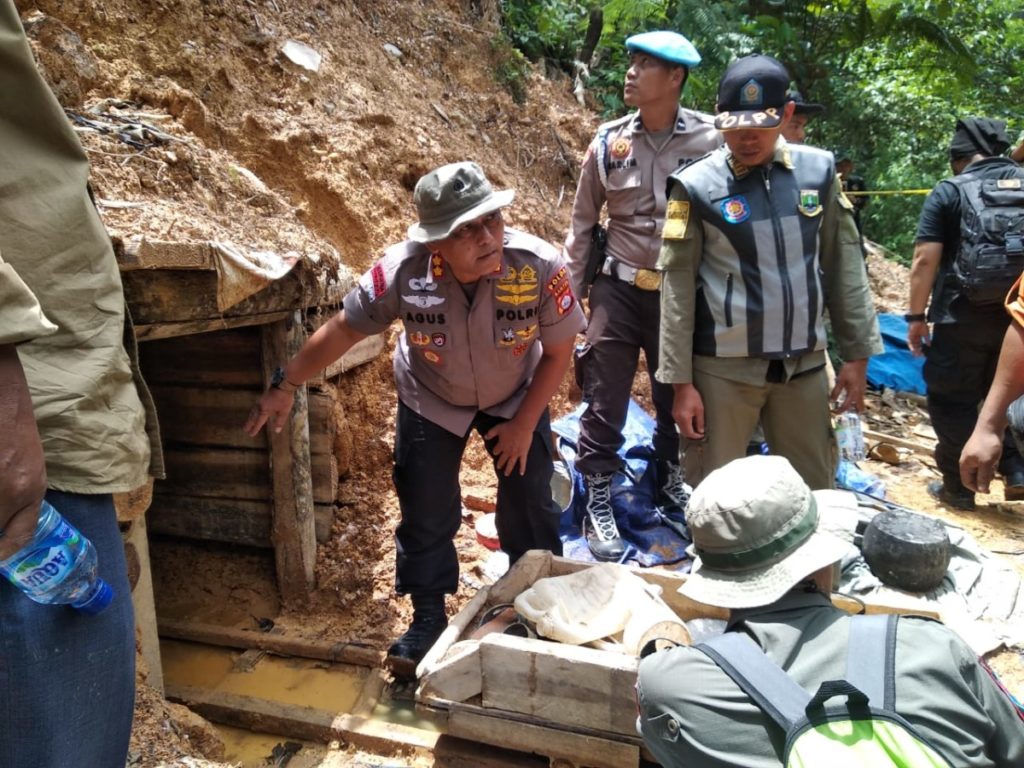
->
[844, 189, 932, 196]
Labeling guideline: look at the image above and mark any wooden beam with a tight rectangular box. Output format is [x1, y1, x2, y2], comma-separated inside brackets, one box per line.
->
[135, 311, 292, 341]
[261, 315, 317, 601]
[158, 619, 383, 667]
[863, 428, 934, 457]
[123, 268, 307, 326]
[117, 238, 215, 271]
[147, 496, 335, 547]
[126, 516, 164, 695]
[139, 327, 263, 387]
[157, 447, 335, 504]
[478, 633, 639, 738]
[446, 704, 639, 768]
[165, 684, 439, 754]
[316, 333, 386, 381]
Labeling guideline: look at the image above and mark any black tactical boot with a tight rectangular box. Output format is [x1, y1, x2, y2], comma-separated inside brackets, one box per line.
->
[655, 459, 690, 538]
[582, 471, 626, 561]
[927, 478, 975, 511]
[387, 593, 447, 679]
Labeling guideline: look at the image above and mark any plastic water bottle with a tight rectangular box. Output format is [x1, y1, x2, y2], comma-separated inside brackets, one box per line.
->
[835, 411, 867, 462]
[0, 500, 113, 614]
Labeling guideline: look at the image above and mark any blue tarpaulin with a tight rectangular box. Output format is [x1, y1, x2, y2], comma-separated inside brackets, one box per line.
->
[865, 313, 927, 395]
[551, 400, 691, 569]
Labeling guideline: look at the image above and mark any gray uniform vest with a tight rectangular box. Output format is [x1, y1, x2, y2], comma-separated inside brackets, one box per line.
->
[672, 144, 836, 360]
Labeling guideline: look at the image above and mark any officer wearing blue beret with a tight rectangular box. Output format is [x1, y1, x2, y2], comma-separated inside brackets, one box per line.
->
[563, 30, 721, 560]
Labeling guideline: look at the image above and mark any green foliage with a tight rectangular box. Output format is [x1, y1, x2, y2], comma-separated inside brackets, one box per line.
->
[497, 0, 1024, 260]
[491, 34, 532, 105]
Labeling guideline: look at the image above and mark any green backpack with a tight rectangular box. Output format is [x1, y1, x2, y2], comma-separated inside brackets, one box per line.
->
[697, 614, 953, 767]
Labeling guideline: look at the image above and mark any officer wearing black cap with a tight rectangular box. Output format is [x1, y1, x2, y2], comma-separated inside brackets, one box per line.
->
[907, 117, 1024, 509]
[657, 54, 881, 491]
[781, 88, 825, 144]
[563, 30, 721, 561]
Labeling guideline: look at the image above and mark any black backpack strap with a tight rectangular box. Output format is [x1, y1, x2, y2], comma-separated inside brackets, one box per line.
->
[697, 632, 810, 732]
[843, 613, 898, 710]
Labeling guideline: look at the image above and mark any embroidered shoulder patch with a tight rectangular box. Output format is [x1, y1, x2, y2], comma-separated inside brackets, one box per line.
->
[662, 200, 690, 240]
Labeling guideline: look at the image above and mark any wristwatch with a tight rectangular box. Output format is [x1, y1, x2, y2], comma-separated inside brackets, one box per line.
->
[270, 367, 299, 393]
[903, 313, 926, 322]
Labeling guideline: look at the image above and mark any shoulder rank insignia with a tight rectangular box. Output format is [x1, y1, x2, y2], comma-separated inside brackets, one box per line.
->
[663, 200, 690, 240]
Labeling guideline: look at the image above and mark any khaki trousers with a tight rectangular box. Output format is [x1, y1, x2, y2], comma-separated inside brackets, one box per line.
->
[684, 365, 836, 490]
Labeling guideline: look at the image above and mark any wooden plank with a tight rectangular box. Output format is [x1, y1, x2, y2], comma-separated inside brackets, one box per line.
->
[122, 268, 309, 326]
[262, 316, 316, 600]
[318, 333, 386, 380]
[147, 496, 334, 547]
[140, 327, 263, 387]
[863, 428, 934, 457]
[479, 633, 639, 738]
[148, 384, 335, 455]
[126, 516, 164, 695]
[447, 704, 639, 768]
[165, 684, 439, 754]
[416, 640, 482, 704]
[157, 446, 335, 504]
[117, 238, 215, 271]
[419, 586, 491, 678]
[135, 310, 291, 341]
[158, 619, 383, 667]
[433, 735, 549, 768]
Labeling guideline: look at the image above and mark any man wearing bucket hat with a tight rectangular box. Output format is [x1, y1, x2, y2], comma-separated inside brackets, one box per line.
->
[563, 30, 721, 561]
[246, 162, 585, 676]
[636, 454, 1024, 767]
[657, 54, 881, 490]
[780, 88, 825, 145]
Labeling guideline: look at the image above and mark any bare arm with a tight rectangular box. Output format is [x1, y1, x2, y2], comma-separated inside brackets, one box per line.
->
[0, 345, 46, 558]
[244, 310, 367, 436]
[960, 321, 1024, 492]
[907, 241, 942, 356]
[485, 336, 575, 476]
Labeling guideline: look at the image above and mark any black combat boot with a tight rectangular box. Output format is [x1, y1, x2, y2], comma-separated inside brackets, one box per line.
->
[655, 459, 690, 539]
[582, 471, 626, 561]
[387, 593, 447, 679]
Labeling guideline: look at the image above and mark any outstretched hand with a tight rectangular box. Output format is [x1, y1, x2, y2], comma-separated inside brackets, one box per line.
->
[244, 388, 295, 436]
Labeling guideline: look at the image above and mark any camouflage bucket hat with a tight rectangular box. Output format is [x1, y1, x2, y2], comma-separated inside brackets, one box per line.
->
[407, 162, 515, 243]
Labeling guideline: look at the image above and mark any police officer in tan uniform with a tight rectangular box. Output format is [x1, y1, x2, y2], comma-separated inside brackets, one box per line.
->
[563, 31, 720, 560]
[247, 162, 585, 676]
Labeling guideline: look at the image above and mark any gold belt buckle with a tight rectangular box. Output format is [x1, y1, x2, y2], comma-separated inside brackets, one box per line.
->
[634, 268, 661, 291]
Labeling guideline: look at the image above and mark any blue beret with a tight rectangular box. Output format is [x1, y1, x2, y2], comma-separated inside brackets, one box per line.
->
[625, 31, 701, 67]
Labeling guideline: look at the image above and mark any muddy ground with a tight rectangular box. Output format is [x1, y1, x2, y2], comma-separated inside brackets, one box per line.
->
[14, 0, 1024, 765]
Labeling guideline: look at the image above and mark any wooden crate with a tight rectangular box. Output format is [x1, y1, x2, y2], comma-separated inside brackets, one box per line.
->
[416, 551, 939, 768]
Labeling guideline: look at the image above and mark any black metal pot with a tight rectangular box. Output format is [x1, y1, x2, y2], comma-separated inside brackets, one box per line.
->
[861, 508, 951, 593]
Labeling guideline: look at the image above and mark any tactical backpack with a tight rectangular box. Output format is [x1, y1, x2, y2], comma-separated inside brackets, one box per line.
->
[948, 172, 1024, 306]
[697, 614, 953, 767]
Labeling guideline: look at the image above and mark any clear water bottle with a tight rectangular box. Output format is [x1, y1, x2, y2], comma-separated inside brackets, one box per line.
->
[0, 500, 113, 614]
[835, 411, 867, 462]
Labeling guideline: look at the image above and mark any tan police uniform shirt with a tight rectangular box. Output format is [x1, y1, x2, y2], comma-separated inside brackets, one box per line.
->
[1, 2, 157, 493]
[343, 228, 587, 436]
[564, 107, 721, 296]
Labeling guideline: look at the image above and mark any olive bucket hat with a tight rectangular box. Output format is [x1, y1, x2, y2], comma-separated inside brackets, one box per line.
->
[680, 455, 853, 609]
[407, 162, 515, 243]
